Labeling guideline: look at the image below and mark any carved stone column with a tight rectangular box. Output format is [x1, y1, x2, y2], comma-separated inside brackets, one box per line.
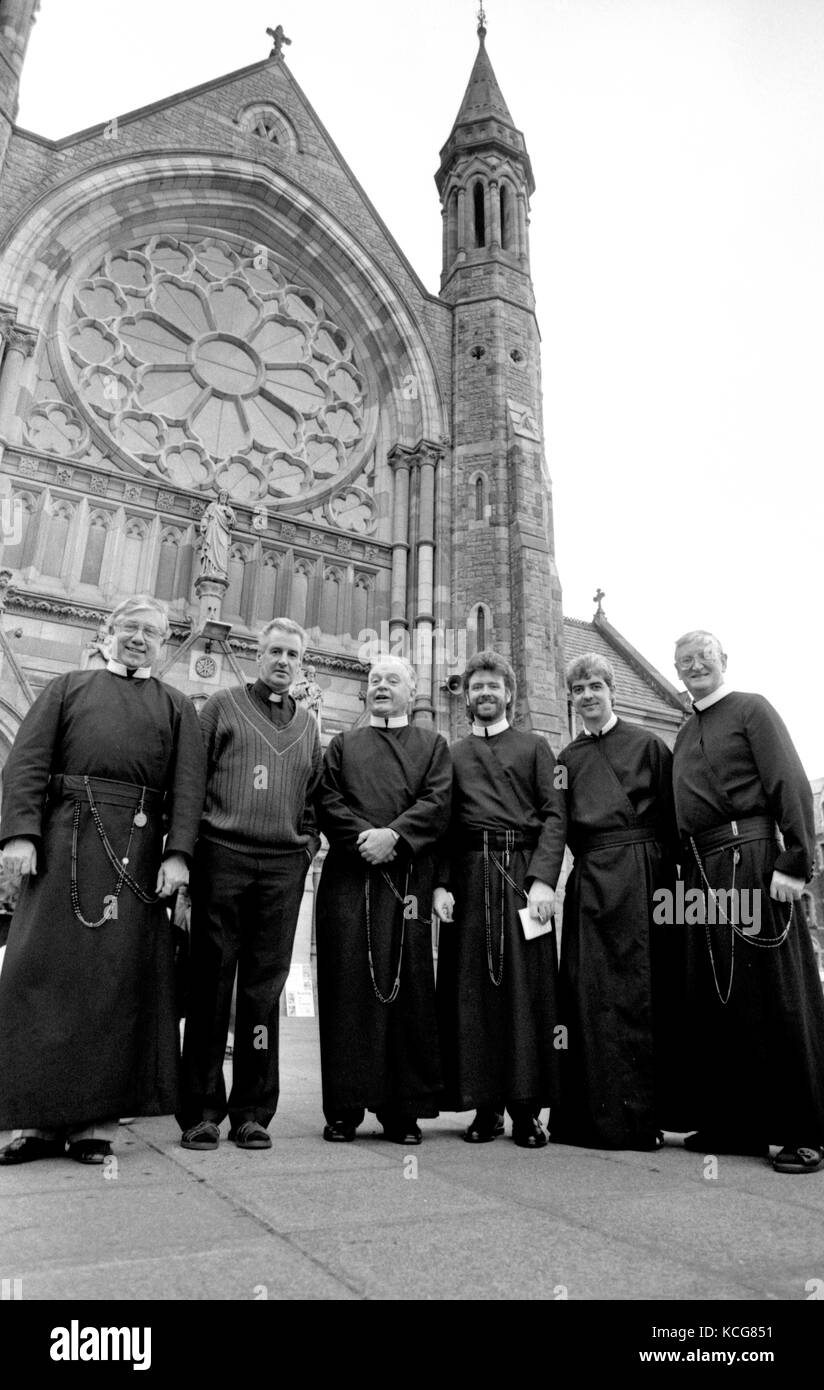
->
[388, 445, 411, 653]
[489, 179, 502, 249]
[0, 322, 37, 446]
[411, 440, 443, 725]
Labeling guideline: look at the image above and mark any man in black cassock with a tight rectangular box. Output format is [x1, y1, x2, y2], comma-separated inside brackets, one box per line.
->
[540, 654, 679, 1152]
[0, 596, 205, 1165]
[672, 629, 824, 1174]
[433, 650, 562, 1148]
[316, 655, 451, 1145]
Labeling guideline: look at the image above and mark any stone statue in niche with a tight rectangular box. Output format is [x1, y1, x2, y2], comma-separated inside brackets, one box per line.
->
[198, 491, 236, 579]
[292, 664, 323, 723]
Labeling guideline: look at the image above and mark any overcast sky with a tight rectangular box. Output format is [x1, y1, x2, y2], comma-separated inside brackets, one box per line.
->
[14, 0, 824, 774]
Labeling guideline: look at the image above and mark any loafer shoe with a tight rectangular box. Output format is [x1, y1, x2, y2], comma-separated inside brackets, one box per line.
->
[181, 1120, 220, 1151]
[382, 1123, 422, 1146]
[0, 1136, 64, 1165]
[512, 1116, 548, 1149]
[323, 1121, 356, 1142]
[229, 1121, 272, 1150]
[683, 1131, 766, 1157]
[464, 1109, 505, 1143]
[67, 1140, 111, 1165]
[773, 1145, 824, 1174]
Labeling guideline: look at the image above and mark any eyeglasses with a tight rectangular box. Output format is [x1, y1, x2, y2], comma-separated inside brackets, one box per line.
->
[114, 621, 165, 641]
[674, 647, 719, 672]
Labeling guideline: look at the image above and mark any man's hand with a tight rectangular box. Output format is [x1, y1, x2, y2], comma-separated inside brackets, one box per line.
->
[433, 887, 455, 922]
[2, 838, 37, 876]
[770, 870, 805, 903]
[527, 879, 555, 924]
[356, 828, 398, 865]
[156, 853, 189, 898]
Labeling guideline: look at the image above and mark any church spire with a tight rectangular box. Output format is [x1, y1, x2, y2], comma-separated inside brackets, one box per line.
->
[436, 24, 534, 288]
[0, 0, 40, 176]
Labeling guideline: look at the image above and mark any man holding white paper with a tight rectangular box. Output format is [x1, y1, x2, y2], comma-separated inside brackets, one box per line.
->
[542, 654, 679, 1152]
[433, 650, 563, 1148]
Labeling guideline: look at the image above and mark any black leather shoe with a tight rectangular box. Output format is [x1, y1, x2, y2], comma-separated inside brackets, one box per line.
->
[683, 1131, 766, 1157]
[382, 1122, 422, 1146]
[67, 1140, 112, 1165]
[323, 1121, 356, 1142]
[0, 1136, 64, 1165]
[464, 1109, 505, 1143]
[512, 1116, 548, 1149]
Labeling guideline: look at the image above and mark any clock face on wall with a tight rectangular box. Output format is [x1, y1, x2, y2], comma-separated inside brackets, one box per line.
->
[54, 233, 371, 507]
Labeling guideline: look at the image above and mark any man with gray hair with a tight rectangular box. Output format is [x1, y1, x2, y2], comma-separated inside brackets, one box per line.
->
[316, 654, 452, 1144]
[0, 595, 206, 1165]
[178, 617, 322, 1152]
[672, 629, 824, 1173]
[541, 652, 678, 1151]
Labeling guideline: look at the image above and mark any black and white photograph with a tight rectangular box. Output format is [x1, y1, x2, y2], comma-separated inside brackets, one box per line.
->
[0, 0, 822, 1358]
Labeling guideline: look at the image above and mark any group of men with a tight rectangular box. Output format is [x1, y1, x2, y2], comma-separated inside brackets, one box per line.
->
[0, 597, 822, 1177]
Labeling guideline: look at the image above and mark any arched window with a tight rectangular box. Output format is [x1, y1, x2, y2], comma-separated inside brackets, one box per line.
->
[475, 475, 485, 521]
[156, 528, 181, 601]
[500, 183, 510, 249]
[80, 511, 110, 586]
[257, 552, 280, 622]
[320, 567, 341, 634]
[42, 501, 73, 578]
[473, 181, 486, 247]
[352, 574, 372, 638]
[292, 563, 310, 628]
[121, 519, 146, 595]
[225, 544, 249, 619]
[477, 607, 486, 649]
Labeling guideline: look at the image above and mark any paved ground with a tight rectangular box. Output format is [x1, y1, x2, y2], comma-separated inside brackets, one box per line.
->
[1, 1014, 822, 1317]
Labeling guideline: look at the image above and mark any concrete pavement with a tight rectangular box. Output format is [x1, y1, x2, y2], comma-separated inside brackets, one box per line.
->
[1, 1012, 822, 1309]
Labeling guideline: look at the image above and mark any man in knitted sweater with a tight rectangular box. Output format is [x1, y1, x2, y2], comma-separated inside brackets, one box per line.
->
[178, 618, 322, 1151]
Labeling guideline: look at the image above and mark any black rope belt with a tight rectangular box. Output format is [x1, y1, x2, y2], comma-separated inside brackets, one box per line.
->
[683, 815, 776, 856]
[49, 774, 164, 811]
[573, 827, 657, 854]
[459, 831, 538, 851]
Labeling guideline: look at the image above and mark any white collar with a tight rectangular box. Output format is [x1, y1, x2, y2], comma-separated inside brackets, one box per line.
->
[471, 716, 510, 738]
[369, 714, 409, 728]
[693, 683, 732, 712]
[582, 712, 618, 737]
[107, 658, 151, 680]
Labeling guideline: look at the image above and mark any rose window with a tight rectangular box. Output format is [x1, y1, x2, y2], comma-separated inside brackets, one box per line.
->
[61, 235, 369, 503]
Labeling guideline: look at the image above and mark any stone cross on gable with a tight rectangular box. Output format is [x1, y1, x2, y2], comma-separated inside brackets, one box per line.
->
[593, 587, 605, 617]
[266, 25, 292, 58]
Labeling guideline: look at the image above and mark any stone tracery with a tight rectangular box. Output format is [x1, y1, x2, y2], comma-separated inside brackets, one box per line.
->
[55, 234, 369, 509]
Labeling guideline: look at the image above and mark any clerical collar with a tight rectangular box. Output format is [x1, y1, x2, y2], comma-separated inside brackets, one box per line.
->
[253, 678, 289, 706]
[582, 713, 618, 738]
[693, 684, 731, 712]
[471, 716, 510, 738]
[107, 658, 151, 681]
[369, 714, 409, 728]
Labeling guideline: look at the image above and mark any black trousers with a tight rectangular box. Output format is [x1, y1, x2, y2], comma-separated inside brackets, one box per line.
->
[178, 841, 310, 1130]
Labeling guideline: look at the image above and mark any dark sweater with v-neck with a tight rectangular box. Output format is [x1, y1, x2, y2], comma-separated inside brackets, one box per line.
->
[198, 680, 322, 855]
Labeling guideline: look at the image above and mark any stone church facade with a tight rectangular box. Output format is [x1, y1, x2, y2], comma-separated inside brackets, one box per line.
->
[0, 4, 582, 753]
[0, 4, 687, 767]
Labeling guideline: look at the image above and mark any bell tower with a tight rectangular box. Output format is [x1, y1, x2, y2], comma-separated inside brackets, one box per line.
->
[0, 0, 39, 177]
[436, 10, 566, 740]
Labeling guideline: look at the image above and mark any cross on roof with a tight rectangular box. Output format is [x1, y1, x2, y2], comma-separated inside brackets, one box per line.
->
[266, 25, 292, 59]
[593, 587, 606, 616]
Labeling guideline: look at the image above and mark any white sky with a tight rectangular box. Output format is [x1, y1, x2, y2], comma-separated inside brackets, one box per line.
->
[13, 0, 824, 774]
